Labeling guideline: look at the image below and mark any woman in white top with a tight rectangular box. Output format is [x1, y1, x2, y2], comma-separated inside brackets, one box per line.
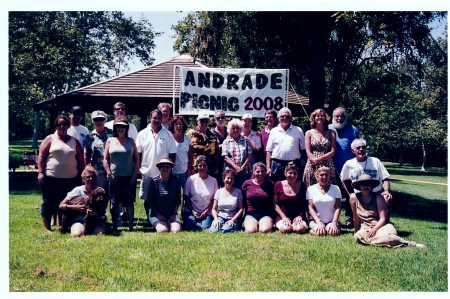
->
[104, 117, 140, 232]
[307, 166, 341, 236]
[168, 115, 192, 190]
[209, 169, 244, 233]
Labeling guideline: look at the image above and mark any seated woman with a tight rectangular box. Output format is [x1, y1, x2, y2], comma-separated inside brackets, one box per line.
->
[59, 165, 108, 237]
[242, 162, 275, 233]
[209, 169, 244, 233]
[307, 166, 341, 236]
[351, 174, 426, 249]
[182, 155, 218, 230]
[274, 162, 308, 234]
[146, 157, 182, 233]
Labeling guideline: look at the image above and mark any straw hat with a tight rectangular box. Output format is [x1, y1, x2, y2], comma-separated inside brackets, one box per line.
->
[156, 157, 174, 168]
[351, 174, 380, 190]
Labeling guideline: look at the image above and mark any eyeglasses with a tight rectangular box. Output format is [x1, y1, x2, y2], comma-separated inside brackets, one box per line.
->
[114, 107, 126, 111]
[200, 119, 209, 123]
[280, 115, 291, 119]
[93, 118, 105, 122]
[216, 116, 225, 120]
[56, 123, 69, 127]
[356, 146, 367, 150]
[85, 176, 96, 179]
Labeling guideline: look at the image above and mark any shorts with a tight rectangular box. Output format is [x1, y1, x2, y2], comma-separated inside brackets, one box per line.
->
[40, 176, 79, 217]
[149, 215, 181, 226]
[244, 214, 274, 222]
[109, 176, 136, 205]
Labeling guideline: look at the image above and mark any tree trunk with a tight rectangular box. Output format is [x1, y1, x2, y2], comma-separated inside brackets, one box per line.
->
[31, 111, 40, 148]
[421, 137, 427, 171]
[398, 138, 403, 167]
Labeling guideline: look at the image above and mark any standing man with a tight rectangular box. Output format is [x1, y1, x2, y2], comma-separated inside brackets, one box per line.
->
[266, 107, 306, 183]
[137, 109, 177, 204]
[84, 110, 113, 191]
[158, 102, 172, 129]
[105, 102, 138, 141]
[340, 138, 393, 225]
[241, 113, 262, 169]
[328, 107, 361, 228]
[67, 106, 89, 148]
[212, 110, 228, 187]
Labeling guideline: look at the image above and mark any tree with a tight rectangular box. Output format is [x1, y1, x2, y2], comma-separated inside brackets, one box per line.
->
[9, 11, 160, 140]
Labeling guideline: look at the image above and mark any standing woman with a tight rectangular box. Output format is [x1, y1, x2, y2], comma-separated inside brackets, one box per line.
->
[212, 110, 228, 186]
[168, 115, 192, 190]
[242, 162, 275, 233]
[209, 169, 244, 233]
[307, 166, 341, 236]
[351, 174, 426, 248]
[182, 155, 218, 230]
[222, 119, 252, 188]
[303, 109, 337, 187]
[38, 115, 85, 232]
[260, 109, 278, 155]
[103, 117, 140, 232]
[274, 162, 308, 234]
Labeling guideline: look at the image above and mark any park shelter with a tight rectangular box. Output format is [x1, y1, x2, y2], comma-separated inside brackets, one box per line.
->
[33, 54, 309, 129]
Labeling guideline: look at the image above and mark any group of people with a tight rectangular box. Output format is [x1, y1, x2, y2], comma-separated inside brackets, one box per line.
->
[36, 103, 426, 249]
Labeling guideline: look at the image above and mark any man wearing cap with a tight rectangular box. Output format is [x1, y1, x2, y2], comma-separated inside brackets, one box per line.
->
[340, 138, 392, 221]
[328, 107, 361, 228]
[84, 110, 113, 190]
[137, 109, 177, 200]
[105, 102, 138, 141]
[67, 106, 89, 148]
[241, 113, 262, 169]
[187, 111, 219, 176]
[266, 107, 306, 183]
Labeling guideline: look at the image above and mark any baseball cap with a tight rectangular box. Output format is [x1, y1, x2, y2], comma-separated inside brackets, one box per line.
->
[91, 110, 107, 119]
[70, 106, 83, 114]
[242, 113, 252, 120]
[197, 111, 210, 120]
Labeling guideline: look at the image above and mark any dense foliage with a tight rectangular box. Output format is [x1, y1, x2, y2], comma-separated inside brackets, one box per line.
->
[9, 11, 159, 140]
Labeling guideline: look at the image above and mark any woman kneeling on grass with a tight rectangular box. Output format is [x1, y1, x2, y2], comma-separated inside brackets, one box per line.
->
[351, 174, 426, 249]
[146, 157, 182, 233]
[274, 162, 308, 234]
[59, 166, 108, 237]
[209, 169, 244, 233]
[242, 162, 275, 233]
[307, 166, 341, 236]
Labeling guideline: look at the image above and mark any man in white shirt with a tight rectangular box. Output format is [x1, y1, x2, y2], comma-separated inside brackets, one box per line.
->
[105, 102, 138, 141]
[67, 106, 89, 148]
[241, 113, 262, 169]
[266, 107, 306, 182]
[137, 109, 177, 201]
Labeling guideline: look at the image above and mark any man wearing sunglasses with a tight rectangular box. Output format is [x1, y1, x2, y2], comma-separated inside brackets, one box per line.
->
[67, 106, 89, 148]
[105, 102, 138, 141]
[340, 138, 392, 222]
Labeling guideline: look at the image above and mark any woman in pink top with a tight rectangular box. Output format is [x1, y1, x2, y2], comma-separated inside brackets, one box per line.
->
[37, 115, 85, 233]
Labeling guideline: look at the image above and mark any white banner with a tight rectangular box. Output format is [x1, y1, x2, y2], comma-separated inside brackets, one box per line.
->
[178, 67, 288, 118]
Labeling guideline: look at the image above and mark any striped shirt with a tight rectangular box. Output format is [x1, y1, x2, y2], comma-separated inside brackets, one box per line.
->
[147, 175, 181, 219]
[266, 124, 306, 160]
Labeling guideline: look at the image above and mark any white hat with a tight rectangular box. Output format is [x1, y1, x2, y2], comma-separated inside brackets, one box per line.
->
[197, 111, 210, 120]
[91, 110, 107, 119]
[242, 113, 252, 120]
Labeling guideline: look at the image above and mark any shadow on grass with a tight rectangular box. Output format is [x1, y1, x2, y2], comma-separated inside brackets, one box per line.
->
[386, 168, 447, 178]
[392, 190, 448, 223]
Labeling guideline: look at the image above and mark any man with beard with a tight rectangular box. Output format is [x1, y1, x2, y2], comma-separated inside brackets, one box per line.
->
[67, 106, 89, 148]
[340, 138, 393, 224]
[328, 107, 360, 228]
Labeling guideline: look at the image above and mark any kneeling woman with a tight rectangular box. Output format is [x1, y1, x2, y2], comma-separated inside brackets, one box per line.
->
[59, 165, 108, 237]
[307, 166, 341, 236]
[146, 157, 182, 233]
[242, 162, 275, 233]
[351, 174, 426, 249]
[274, 162, 308, 233]
[210, 169, 244, 233]
[182, 155, 218, 230]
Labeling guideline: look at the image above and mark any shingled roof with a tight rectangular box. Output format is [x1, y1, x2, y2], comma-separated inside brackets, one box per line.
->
[33, 54, 309, 117]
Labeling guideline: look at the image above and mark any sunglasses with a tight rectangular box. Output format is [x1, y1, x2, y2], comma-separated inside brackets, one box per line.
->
[356, 146, 367, 150]
[200, 119, 209, 123]
[93, 118, 105, 122]
[216, 116, 225, 120]
[56, 123, 69, 127]
[114, 108, 126, 111]
[115, 125, 127, 129]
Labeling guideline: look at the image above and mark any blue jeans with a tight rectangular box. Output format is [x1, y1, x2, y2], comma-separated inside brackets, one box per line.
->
[209, 216, 242, 233]
[182, 212, 213, 230]
[173, 172, 187, 191]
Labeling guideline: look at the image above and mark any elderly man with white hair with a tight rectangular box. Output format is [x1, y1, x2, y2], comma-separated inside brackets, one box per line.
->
[265, 107, 306, 183]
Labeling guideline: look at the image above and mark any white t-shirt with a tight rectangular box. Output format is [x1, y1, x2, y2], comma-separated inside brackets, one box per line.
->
[67, 125, 89, 148]
[136, 125, 177, 178]
[105, 120, 138, 141]
[214, 188, 243, 219]
[306, 184, 341, 224]
[184, 174, 218, 215]
[340, 157, 390, 193]
[173, 134, 191, 174]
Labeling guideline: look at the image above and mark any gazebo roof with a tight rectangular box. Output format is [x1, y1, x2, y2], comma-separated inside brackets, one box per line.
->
[33, 54, 309, 116]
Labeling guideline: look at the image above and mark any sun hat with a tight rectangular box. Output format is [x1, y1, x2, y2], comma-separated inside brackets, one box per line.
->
[156, 157, 174, 168]
[113, 121, 129, 126]
[197, 111, 210, 120]
[91, 110, 107, 119]
[241, 113, 252, 120]
[351, 174, 380, 190]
